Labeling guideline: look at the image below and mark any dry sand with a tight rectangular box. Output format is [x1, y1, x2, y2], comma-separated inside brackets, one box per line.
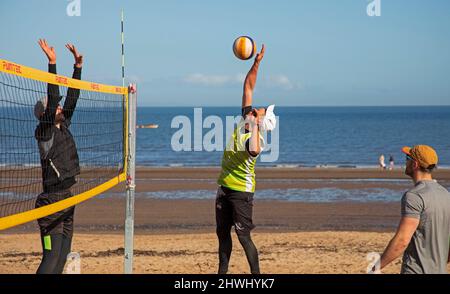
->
[0, 231, 413, 274]
[2, 231, 449, 274]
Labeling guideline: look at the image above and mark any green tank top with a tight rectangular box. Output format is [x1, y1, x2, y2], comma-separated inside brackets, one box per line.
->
[217, 121, 263, 192]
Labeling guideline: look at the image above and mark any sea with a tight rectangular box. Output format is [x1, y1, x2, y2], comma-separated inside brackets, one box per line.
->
[136, 106, 450, 168]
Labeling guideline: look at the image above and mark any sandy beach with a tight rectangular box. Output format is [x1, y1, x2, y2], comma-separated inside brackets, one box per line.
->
[0, 231, 406, 274]
[1, 167, 450, 274]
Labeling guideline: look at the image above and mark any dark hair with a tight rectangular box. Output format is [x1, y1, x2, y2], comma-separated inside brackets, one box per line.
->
[420, 164, 436, 173]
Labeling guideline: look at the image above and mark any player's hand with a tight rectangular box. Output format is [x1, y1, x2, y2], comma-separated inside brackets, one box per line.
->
[66, 43, 83, 68]
[38, 39, 56, 64]
[255, 44, 265, 64]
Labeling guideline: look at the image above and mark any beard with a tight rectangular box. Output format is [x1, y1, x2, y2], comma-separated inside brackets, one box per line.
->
[405, 165, 414, 177]
[55, 112, 65, 123]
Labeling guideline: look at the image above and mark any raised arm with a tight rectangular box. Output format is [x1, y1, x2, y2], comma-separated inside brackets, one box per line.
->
[242, 45, 265, 108]
[63, 43, 83, 122]
[36, 39, 60, 140]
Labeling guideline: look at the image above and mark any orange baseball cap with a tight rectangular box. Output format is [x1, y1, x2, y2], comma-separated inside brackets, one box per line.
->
[401, 145, 438, 169]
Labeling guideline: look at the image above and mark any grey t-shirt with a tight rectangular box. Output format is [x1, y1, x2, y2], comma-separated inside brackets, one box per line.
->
[401, 180, 450, 274]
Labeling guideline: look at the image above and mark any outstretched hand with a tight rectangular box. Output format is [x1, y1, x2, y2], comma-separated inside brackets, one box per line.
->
[65, 43, 83, 68]
[255, 44, 265, 64]
[38, 39, 56, 64]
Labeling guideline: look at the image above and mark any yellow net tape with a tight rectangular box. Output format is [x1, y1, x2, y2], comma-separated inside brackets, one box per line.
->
[1, 59, 127, 95]
[0, 173, 126, 230]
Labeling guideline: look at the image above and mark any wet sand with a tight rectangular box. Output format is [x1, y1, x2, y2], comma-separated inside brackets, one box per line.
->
[123, 166, 450, 192]
[4, 198, 401, 234]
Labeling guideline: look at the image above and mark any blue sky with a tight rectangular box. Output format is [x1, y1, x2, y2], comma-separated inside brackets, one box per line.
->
[1, 0, 449, 106]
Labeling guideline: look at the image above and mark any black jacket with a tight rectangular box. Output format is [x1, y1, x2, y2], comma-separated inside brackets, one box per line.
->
[35, 64, 82, 193]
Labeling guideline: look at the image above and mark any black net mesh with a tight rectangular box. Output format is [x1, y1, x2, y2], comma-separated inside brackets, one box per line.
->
[0, 70, 125, 219]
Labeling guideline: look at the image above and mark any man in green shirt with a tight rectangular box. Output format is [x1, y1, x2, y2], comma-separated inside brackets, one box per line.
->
[376, 145, 450, 274]
[216, 45, 277, 274]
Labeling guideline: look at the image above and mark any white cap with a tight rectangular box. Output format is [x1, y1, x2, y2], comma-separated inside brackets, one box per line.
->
[34, 97, 48, 119]
[260, 104, 276, 131]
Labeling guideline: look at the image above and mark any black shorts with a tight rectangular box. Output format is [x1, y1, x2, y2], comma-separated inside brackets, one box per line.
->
[35, 190, 74, 237]
[215, 186, 255, 236]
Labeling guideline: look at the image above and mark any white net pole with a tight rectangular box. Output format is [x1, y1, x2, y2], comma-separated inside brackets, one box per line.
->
[124, 84, 136, 274]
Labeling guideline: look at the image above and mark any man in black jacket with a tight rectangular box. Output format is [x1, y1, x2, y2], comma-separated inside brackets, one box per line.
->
[34, 39, 83, 274]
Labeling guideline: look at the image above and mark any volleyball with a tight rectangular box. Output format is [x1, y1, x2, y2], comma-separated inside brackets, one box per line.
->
[232, 36, 256, 60]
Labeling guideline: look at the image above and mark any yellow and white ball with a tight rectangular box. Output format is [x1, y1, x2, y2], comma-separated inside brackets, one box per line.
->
[233, 36, 256, 60]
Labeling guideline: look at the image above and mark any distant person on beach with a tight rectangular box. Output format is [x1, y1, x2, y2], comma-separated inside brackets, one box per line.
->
[373, 145, 450, 274]
[389, 155, 395, 170]
[34, 39, 83, 274]
[215, 45, 277, 274]
[379, 154, 386, 170]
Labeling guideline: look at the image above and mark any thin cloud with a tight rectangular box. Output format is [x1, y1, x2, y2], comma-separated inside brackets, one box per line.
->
[183, 73, 300, 90]
[183, 73, 244, 86]
[265, 75, 297, 90]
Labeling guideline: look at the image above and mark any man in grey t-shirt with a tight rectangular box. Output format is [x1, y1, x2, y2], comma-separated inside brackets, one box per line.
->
[376, 145, 450, 274]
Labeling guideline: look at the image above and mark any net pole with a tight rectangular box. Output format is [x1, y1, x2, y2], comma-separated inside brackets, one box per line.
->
[121, 9, 125, 88]
[124, 84, 136, 274]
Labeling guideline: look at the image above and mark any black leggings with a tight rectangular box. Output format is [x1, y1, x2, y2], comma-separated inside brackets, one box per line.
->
[36, 234, 72, 274]
[217, 230, 260, 274]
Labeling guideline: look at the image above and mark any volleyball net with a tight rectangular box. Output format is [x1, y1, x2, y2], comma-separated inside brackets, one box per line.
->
[0, 59, 129, 230]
